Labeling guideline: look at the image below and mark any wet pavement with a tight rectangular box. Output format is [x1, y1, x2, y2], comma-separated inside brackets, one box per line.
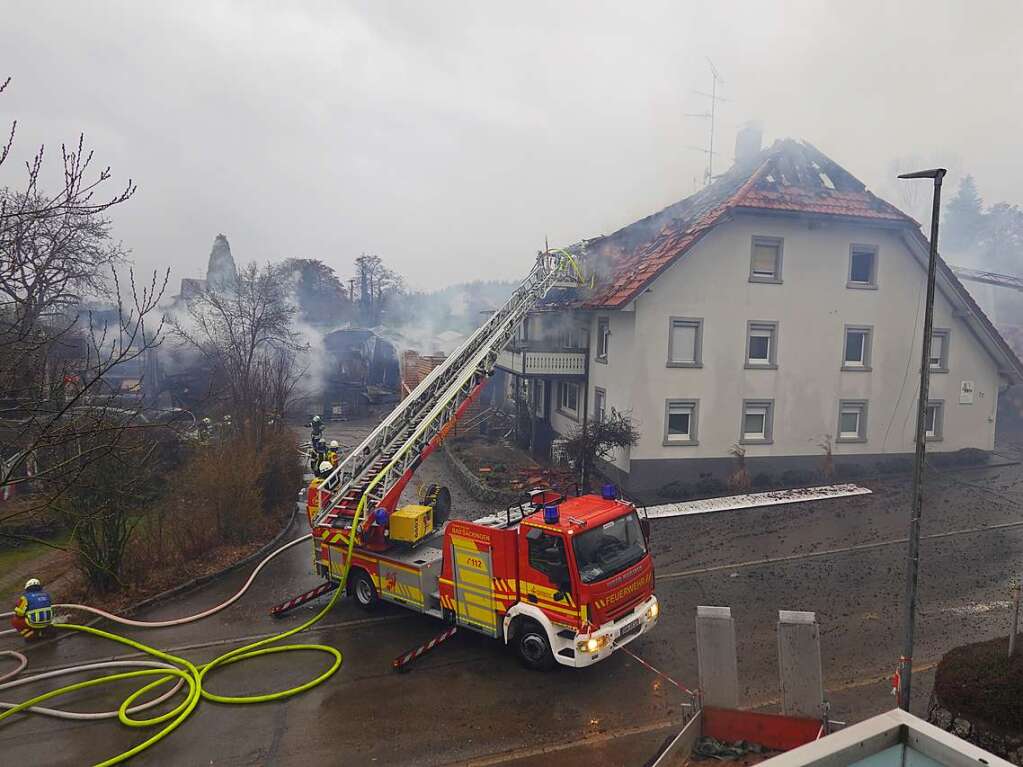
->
[2, 417, 1021, 765]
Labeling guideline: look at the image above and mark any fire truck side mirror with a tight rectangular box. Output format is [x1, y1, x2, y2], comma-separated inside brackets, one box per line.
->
[640, 518, 651, 544]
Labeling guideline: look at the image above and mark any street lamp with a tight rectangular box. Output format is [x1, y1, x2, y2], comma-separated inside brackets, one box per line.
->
[896, 167, 947, 711]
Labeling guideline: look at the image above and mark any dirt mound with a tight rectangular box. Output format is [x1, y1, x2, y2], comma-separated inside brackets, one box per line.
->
[934, 634, 1023, 733]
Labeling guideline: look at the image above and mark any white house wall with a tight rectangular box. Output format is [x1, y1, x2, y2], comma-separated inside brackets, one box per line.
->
[588, 310, 636, 474]
[583, 213, 1002, 489]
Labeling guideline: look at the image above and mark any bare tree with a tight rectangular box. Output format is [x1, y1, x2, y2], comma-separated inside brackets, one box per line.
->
[562, 409, 640, 490]
[353, 253, 404, 325]
[0, 75, 170, 534]
[172, 261, 307, 440]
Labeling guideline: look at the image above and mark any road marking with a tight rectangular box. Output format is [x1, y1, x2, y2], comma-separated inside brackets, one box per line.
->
[658, 519, 1023, 581]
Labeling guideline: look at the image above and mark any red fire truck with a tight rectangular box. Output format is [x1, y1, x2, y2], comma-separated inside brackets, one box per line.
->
[307, 251, 659, 669]
[315, 485, 658, 669]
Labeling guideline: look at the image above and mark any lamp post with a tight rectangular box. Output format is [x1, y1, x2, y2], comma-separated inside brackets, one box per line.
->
[896, 167, 947, 711]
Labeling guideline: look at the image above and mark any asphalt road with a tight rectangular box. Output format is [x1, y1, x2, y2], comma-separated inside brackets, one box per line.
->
[2, 419, 1021, 766]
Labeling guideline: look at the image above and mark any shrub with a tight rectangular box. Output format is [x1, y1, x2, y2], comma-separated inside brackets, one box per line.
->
[726, 444, 752, 493]
[124, 429, 299, 588]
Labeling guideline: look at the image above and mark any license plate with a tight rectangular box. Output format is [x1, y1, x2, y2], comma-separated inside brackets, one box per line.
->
[619, 619, 641, 639]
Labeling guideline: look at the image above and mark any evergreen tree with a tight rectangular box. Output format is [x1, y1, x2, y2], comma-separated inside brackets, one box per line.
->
[943, 175, 984, 253]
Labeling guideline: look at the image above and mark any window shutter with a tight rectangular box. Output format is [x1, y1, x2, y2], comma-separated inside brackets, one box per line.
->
[751, 244, 777, 276]
[671, 324, 697, 362]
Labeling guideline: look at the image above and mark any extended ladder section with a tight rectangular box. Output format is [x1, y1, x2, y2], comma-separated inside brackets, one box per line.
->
[312, 251, 581, 538]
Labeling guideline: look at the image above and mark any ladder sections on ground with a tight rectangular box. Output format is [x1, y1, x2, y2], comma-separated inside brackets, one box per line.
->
[312, 252, 581, 538]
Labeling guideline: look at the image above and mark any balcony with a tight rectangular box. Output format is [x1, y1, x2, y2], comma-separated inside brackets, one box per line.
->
[496, 342, 587, 377]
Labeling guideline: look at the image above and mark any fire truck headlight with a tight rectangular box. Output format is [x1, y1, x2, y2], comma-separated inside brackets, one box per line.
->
[577, 635, 609, 654]
[646, 599, 659, 621]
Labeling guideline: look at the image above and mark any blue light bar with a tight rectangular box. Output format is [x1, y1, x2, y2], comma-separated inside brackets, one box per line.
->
[543, 504, 560, 524]
[601, 484, 618, 500]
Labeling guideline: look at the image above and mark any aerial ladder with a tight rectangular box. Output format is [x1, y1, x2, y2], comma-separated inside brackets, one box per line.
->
[949, 264, 1023, 292]
[311, 250, 582, 553]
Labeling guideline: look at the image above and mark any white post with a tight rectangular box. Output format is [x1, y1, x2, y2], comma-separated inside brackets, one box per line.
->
[696, 606, 739, 708]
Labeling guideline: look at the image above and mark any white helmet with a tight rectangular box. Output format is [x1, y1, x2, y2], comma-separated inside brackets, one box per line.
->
[25, 578, 41, 590]
[319, 461, 333, 473]
[329, 440, 339, 449]
[312, 415, 322, 423]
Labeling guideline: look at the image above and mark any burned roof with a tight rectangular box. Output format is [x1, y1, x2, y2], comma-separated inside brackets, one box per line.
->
[561, 139, 911, 310]
[544, 138, 1023, 382]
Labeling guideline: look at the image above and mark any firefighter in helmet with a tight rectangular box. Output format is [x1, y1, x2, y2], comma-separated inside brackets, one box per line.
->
[306, 460, 334, 526]
[327, 439, 341, 467]
[11, 578, 53, 640]
[198, 417, 213, 442]
[306, 415, 324, 444]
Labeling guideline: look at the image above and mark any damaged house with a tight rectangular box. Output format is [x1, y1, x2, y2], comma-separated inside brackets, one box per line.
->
[498, 134, 1023, 492]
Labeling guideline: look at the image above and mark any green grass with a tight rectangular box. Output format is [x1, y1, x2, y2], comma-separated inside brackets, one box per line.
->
[0, 533, 72, 597]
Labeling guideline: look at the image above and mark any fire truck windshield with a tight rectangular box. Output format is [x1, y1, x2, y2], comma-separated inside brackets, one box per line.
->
[572, 512, 647, 584]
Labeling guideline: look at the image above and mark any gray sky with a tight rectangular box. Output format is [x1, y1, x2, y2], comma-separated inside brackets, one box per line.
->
[4, 1, 1022, 290]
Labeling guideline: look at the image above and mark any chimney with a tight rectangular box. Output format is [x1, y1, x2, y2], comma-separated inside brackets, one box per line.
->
[734, 121, 763, 167]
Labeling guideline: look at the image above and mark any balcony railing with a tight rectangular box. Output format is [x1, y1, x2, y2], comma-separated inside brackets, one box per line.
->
[496, 345, 587, 377]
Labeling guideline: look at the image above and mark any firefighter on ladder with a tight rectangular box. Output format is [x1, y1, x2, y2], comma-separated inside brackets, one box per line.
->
[11, 578, 53, 641]
[307, 460, 333, 526]
[306, 415, 326, 471]
[327, 440, 341, 467]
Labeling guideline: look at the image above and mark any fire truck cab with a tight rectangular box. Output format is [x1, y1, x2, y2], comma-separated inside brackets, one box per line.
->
[316, 485, 659, 670]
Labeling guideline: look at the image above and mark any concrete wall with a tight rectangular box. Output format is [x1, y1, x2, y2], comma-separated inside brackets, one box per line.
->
[546, 212, 1006, 492]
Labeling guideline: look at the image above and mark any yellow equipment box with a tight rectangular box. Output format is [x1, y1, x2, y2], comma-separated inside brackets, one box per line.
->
[389, 504, 434, 544]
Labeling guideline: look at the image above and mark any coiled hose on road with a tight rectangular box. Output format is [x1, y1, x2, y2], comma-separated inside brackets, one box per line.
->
[0, 525, 359, 767]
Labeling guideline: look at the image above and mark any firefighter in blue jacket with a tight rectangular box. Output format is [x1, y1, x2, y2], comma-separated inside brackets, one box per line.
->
[11, 578, 53, 640]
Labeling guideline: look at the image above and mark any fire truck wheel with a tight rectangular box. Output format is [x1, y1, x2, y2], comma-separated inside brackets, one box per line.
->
[348, 570, 378, 610]
[513, 619, 555, 671]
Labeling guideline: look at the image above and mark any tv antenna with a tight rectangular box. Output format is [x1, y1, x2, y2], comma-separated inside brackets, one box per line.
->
[685, 58, 727, 186]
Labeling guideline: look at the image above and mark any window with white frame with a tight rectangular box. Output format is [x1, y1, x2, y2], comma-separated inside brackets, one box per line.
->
[667, 317, 703, 367]
[750, 236, 783, 282]
[837, 400, 868, 442]
[925, 400, 944, 440]
[848, 244, 878, 288]
[929, 329, 950, 372]
[596, 317, 609, 361]
[664, 399, 698, 444]
[741, 400, 774, 443]
[843, 326, 873, 370]
[746, 321, 778, 368]
[558, 381, 579, 416]
[594, 387, 607, 422]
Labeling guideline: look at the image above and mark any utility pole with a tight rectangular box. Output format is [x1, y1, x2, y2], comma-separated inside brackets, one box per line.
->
[685, 59, 726, 186]
[896, 167, 947, 712]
